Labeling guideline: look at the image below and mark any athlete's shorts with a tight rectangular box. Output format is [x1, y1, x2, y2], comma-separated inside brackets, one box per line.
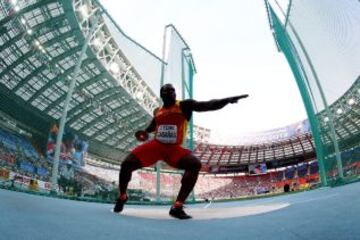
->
[131, 139, 192, 168]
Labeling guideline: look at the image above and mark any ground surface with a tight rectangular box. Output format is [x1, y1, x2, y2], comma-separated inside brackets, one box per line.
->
[1, 182, 360, 240]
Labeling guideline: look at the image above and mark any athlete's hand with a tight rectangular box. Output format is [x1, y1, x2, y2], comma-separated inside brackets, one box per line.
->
[227, 94, 249, 104]
[135, 130, 149, 142]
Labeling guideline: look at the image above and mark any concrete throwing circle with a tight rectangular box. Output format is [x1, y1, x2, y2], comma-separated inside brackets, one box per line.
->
[115, 203, 290, 220]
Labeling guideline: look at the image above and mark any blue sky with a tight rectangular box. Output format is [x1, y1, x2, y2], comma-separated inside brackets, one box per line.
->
[100, 0, 307, 144]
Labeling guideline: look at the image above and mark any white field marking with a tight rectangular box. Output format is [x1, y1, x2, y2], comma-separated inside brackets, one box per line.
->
[203, 201, 212, 209]
[115, 203, 290, 220]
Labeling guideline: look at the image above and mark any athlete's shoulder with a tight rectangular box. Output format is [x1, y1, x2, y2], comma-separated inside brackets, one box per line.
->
[179, 99, 197, 114]
[180, 99, 196, 106]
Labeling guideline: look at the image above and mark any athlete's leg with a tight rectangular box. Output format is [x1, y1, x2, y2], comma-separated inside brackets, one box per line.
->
[114, 153, 142, 213]
[168, 154, 201, 219]
[119, 153, 142, 196]
[175, 154, 202, 203]
[119, 140, 162, 196]
[114, 140, 161, 213]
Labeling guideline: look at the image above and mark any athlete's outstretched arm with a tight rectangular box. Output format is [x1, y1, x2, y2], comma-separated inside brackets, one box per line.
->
[183, 94, 248, 112]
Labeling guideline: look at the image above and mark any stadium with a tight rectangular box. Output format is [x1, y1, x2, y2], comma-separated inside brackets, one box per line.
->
[0, 0, 359, 239]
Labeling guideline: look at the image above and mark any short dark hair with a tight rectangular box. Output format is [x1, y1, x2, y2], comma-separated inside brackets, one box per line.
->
[160, 83, 175, 94]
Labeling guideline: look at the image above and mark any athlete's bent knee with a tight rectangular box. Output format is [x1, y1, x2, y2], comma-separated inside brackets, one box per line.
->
[121, 154, 141, 172]
[191, 158, 202, 172]
[120, 160, 131, 171]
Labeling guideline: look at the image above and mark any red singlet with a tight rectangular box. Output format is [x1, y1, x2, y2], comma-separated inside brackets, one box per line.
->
[131, 101, 191, 167]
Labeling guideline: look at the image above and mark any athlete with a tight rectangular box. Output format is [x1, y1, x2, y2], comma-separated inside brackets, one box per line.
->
[114, 83, 248, 219]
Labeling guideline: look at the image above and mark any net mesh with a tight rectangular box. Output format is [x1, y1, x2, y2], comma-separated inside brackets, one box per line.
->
[163, 27, 194, 100]
[267, 0, 360, 186]
[158, 26, 196, 200]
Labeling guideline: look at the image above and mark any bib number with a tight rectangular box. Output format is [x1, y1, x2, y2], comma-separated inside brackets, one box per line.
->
[156, 125, 177, 144]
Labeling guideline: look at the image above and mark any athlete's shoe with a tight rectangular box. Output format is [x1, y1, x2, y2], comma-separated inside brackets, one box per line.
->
[169, 205, 192, 220]
[113, 195, 128, 213]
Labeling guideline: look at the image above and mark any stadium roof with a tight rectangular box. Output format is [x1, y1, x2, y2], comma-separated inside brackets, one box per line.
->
[0, 0, 358, 165]
[317, 77, 360, 149]
[0, 0, 163, 161]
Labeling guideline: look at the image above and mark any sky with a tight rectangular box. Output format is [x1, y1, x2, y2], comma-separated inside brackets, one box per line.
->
[99, 0, 307, 144]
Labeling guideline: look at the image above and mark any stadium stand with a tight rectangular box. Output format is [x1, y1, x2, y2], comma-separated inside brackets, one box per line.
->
[0, 0, 359, 204]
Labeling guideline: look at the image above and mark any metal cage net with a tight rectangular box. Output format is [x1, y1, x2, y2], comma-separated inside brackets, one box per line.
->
[155, 26, 196, 201]
[267, 0, 360, 186]
[163, 27, 194, 100]
[161, 26, 196, 150]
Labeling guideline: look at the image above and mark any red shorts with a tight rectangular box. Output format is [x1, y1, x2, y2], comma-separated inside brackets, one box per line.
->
[131, 139, 192, 168]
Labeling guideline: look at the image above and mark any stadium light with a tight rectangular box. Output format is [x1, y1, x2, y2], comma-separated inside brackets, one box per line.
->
[11, 0, 18, 4]
[21, 18, 26, 24]
[93, 38, 102, 47]
[14, 6, 20, 12]
[110, 62, 120, 74]
[348, 98, 355, 106]
[136, 91, 144, 100]
[27, 29, 33, 35]
[336, 108, 343, 115]
[79, 4, 89, 19]
[324, 117, 329, 122]
[34, 40, 40, 46]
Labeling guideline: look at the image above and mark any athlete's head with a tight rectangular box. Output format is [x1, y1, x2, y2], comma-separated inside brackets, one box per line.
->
[160, 83, 176, 106]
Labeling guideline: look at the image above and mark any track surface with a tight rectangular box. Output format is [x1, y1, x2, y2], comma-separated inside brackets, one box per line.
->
[1, 181, 360, 240]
